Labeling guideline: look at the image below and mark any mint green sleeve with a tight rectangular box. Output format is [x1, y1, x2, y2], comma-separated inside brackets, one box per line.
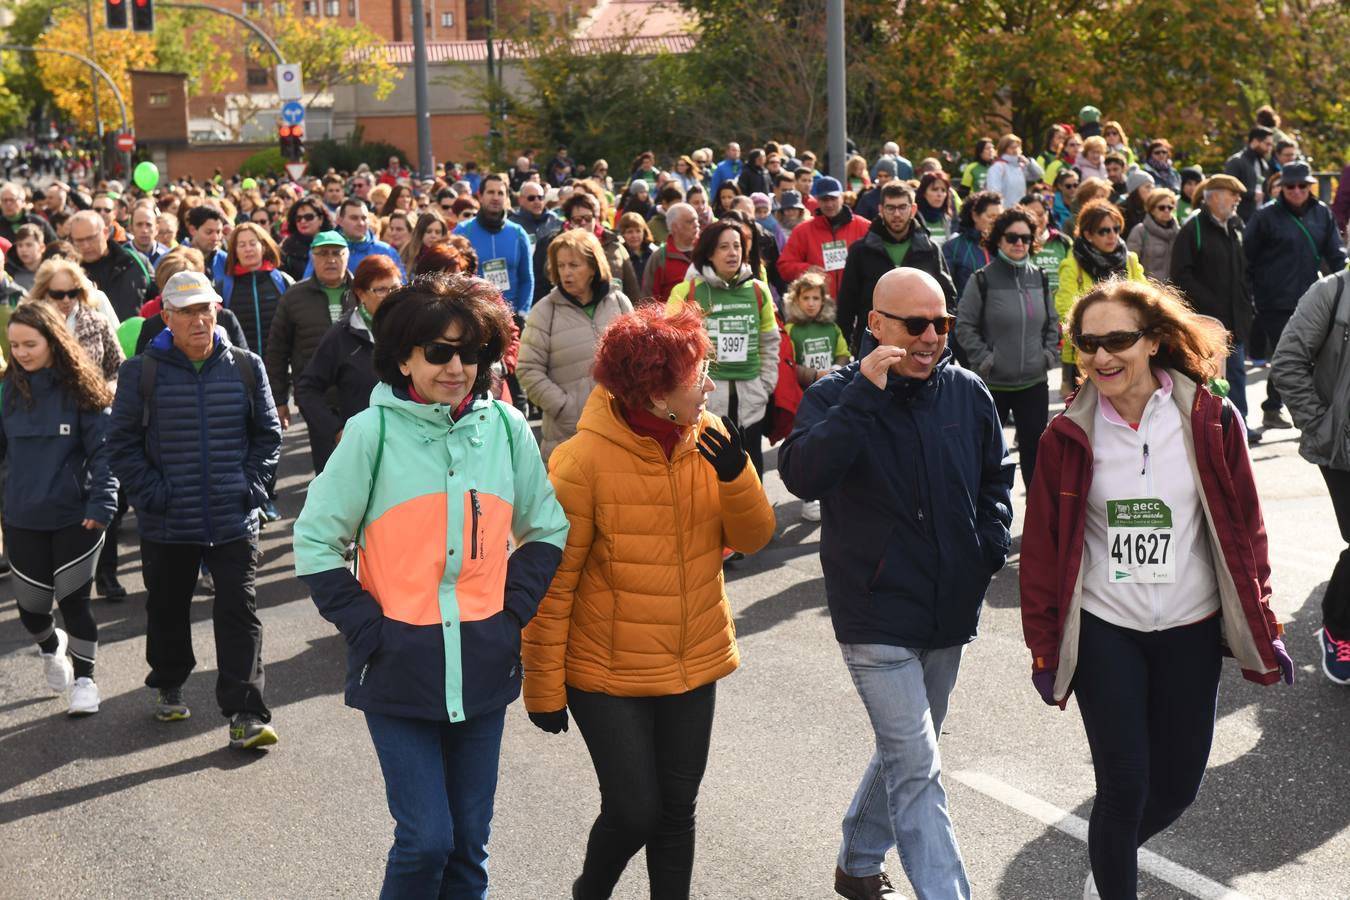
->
[294, 409, 380, 577]
[503, 404, 569, 550]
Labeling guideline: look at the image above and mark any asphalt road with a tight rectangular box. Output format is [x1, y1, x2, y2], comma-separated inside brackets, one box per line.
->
[2, 366, 1347, 899]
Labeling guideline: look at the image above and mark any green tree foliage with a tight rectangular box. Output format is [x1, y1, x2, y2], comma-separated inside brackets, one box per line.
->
[488, 0, 1350, 171]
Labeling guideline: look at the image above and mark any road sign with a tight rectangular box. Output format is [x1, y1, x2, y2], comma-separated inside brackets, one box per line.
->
[281, 101, 305, 126]
[276, 64, 303, 102]
[115, 133, 135, 152]
[285, 162, 307, 182]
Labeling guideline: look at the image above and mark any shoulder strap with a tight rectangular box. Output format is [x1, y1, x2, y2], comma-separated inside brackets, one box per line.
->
[492, 400, 516, 459]
[975, 268, 988, 331]
[752, 279, 765, 311]
[1040, 269, 1052, 321]
[1325, 274, 1347, 350]
[1221, 400, 1233, 435]
[139, 354, 158, 427]
[224, 345, 257, 419]
[1282, 202, 1323, 265]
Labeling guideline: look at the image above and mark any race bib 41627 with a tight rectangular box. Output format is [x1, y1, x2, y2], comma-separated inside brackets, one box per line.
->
[1106, 498, 1175, 583]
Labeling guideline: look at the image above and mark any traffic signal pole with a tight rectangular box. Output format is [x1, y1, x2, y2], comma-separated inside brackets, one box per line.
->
[85, 0, 107, 177]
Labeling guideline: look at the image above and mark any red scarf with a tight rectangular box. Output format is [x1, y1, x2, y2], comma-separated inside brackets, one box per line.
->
[232, 260, 276, 276]
[409, 384, 476, 421]
[623, 405, 683, 459]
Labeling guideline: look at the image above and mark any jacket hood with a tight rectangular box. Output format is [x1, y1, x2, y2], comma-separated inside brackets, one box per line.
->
[574, 385, 701, 465]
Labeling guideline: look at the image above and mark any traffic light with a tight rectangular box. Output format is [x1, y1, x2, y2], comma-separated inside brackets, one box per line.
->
[279, 124, 305, 162]
[105, 0, 128, 29]
[131, 0, 154, 32]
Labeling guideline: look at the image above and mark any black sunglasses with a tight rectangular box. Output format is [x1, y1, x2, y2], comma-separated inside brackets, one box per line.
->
[1073, 329, 1149, 354]
[47, 288, 83, 300]
[1002, 232, 1033, 244]
[1094, 225, 1122, 236]
[295, 212, 319, 222]
[421, 342, 485, 366]
[1154, 205, 1175, 212]
[874, 309, 956, 336]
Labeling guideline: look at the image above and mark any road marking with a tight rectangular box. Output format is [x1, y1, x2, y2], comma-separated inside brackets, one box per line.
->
[951, 770, 1257, 900]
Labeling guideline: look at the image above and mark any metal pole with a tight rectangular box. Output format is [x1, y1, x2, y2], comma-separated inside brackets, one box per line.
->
[83, 0, 105, 178]
[826, 0, 846, 181]
[485, 0, 496, 169]
[2, 45, 130, 135]
[410, 0, 433, 179]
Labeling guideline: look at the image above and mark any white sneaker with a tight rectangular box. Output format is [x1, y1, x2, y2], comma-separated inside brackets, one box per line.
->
[41, 628, 74, 693]
[68, 677, 100, 716]
[801, 499, 821, 522]
[1083, 871, 1101, 899]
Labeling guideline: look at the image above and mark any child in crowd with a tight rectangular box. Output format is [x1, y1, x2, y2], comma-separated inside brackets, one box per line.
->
[783, 272, 850, 523]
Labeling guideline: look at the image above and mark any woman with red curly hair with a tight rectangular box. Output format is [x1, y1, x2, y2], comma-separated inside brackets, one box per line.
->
[522, 303, 775, 899]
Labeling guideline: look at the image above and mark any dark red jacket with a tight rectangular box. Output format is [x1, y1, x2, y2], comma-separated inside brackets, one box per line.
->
[1020, 373, 1282, 706]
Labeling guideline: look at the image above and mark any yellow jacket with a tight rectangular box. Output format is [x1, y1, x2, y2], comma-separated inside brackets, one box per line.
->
[1056, 249, 1146, 364]
[522, 386, 776, 711]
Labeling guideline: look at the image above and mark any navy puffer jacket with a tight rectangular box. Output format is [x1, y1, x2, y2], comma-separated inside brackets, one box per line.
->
[107, 328, 282, 545]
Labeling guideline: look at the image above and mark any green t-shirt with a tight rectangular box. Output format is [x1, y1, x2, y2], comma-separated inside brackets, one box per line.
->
[192, 358, 206, 371]
[322, 285, 345, 323]
[961, 162, 990, 191]
[678, 278, 775, 382]
[786, 321, 848, 371]
[883, 238, 912, 269]
[1031, 237, 1070, 296]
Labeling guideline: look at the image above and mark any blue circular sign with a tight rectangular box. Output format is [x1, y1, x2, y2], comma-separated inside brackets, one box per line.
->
[281, 101, 306, 126]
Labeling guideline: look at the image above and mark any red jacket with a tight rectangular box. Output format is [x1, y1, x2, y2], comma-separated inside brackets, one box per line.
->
[1019, 373, 1282, 706]
[643, 237, 693, 304]
[777, 207, 870, 300]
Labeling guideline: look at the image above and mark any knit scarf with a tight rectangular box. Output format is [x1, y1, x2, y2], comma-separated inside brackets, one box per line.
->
[1072, 235, 1128, 282]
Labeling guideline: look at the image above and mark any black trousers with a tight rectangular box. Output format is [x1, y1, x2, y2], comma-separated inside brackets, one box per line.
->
[141, 535, 269, 721]
[992, 381, 1049, 489]
[10, 522, 103, 677]
[1074, 612, 1221, 900]
[1258, 310, 1293, 411]
[568, 683, 717, 900]
[725, 381, 765, 477]
[1321, 466, 1350, 636]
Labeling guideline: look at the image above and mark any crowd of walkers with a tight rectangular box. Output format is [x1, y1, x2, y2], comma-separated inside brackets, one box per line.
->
[3, 100, 1349, 900]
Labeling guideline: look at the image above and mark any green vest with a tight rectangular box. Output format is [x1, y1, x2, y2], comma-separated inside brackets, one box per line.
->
[691, 278, 762, 382]
[788, 321, 843, 371]
[1031, 238, 1070, 296]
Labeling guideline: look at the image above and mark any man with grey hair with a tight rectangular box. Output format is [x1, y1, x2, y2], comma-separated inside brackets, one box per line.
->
[0, 182, 56, 245]
[872, 140, 914, 182]
[781, 268, 1013, 899]
[70, 209, 150, 321]
[640, 201, 699, 303]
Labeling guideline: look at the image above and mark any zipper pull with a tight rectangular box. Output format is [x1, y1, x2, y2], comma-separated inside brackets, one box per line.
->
[1141, 443, 1150, 476]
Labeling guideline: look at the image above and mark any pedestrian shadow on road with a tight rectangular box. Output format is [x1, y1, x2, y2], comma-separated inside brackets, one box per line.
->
[996, 582, 1348, 896]
[733, 576, 828, 640]
[0, 633, 345, 825]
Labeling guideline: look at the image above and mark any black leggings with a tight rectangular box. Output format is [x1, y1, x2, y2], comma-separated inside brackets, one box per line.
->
[1320, 466, 1350, 636]
[992, 381, 1049, 489]
[1074, 611, 1221, 900]
[10, 522, 104, 678]
[568, 683, 717, 900]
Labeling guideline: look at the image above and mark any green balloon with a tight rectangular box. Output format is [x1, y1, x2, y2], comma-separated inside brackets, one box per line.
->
[133, 161, 159, 193]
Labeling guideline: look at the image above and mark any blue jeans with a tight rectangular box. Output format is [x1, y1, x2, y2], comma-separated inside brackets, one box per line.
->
[365, 707, 507, 900]
[837, 642, 969, 900]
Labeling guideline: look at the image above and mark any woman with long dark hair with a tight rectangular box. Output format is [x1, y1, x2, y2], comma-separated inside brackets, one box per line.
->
[220, 222, 294, 358]
[3, 301, 118, 716]
[915, 171, 958, 246]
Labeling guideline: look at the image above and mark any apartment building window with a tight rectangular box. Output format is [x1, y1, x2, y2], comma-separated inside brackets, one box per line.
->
[440, 11, 454, 27]
[273, 0, 287, 12]
[242, 0, 262, 15]
[302, 0, 317, 15]
[246, 68, 269, 87]
[324, 0, 340, 14]
[348, 0, 357, 14]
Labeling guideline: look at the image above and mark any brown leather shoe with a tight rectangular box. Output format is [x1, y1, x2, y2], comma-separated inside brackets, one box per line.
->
[835, 865, 902, 899]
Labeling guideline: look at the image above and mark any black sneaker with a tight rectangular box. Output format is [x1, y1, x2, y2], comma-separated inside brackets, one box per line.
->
[229, 713, 278, 750]
[0, 554, 10, 576]
[155, 687, 191, 722]
[97, 576, 128, 603]
[1262, 409, 1293, 430]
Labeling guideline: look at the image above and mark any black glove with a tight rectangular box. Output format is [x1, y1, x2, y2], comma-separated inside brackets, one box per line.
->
[697, 415, 748, 482]
[529, 709, 569, 734]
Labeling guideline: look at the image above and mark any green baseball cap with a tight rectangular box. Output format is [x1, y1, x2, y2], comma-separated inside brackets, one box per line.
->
[311, 230, 348, 250]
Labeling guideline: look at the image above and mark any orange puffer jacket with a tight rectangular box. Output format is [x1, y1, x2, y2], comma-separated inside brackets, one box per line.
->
[522, 386, 777, 711]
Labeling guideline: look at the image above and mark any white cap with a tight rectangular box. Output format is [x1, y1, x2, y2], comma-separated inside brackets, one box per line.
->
[161, 271, 221, 309]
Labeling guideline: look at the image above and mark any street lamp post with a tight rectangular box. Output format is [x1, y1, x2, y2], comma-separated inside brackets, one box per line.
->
[826, 0, 846, 181]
